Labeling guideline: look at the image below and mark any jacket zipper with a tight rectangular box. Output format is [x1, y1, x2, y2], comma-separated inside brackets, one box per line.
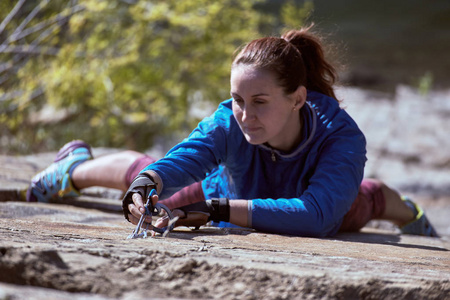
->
[271, 149, 276, 162]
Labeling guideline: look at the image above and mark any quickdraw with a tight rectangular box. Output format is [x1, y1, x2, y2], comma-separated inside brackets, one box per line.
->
[127, 189, 176, 239]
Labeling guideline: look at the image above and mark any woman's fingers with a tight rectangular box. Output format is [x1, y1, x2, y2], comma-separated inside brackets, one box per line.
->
[151, 194, 159, 206]
[127, 210, 153, 225]
[152, 209, 211, 231]
[132, 193, 145, 214]
[129, 192, 160, 218]
[127, 212, 144, 225]
[153, 215, 170, 229]
[128, 192, 158, 223]
[128, 201, 143, 220]
[154, 209, 186, 228]
[151, 209, 186, 236]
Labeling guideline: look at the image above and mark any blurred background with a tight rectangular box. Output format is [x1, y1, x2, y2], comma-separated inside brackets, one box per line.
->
[1, 0, 449, 155]
[309, 0, 450, 92]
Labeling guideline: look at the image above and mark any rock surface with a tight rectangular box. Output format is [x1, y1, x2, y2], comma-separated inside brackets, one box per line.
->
[1, 200, 449, 300]
[1, 86, 449, 299]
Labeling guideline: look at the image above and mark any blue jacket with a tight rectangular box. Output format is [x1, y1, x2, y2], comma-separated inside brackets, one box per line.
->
[143, 91, 367, 237]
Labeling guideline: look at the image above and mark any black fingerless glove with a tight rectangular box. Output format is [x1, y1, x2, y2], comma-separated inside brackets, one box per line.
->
[122, 173, 158, 222]
[178, 198, 230, 223]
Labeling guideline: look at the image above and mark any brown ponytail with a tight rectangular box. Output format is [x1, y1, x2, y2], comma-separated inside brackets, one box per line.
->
[282, 26, 338, 100]
[232, 25, 338, 101]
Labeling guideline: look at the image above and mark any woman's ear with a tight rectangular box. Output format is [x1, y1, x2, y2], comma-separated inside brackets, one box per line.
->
[293, 86, 307, 111]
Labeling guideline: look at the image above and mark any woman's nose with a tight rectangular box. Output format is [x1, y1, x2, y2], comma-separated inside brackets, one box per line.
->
[241, 106, 255, 122]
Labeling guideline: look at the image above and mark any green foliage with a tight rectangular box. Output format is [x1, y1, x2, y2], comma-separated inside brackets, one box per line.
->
[1, 0, 311, 154]
[280, 0, 313, 31]
[417, 71, 433, 97]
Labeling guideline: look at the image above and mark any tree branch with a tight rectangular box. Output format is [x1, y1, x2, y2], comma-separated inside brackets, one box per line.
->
[7, 0, 51, 44]
[0, 0, 27, 38]
[0, 45, 60, 56]
[6, 4, 85, 44]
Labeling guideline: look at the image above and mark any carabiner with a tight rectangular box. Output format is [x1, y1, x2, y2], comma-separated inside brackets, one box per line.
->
[127, 189, 176, 239]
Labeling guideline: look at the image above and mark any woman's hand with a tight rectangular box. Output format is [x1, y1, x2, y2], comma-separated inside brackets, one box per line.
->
[122, 173, 158, 224]
[127, 192, 159, 225]
[151, 198, 231, 235]
[152, 209, 210, 235]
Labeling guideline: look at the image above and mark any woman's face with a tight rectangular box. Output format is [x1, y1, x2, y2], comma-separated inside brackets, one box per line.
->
[230, 65, 306, 152]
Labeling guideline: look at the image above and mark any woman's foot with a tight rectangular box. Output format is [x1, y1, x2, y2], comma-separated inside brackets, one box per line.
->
[26, 140, 93, 202]
[400, 196, 439, 237]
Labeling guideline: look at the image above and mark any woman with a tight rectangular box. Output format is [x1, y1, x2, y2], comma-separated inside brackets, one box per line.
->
[27, 26, 438, 237]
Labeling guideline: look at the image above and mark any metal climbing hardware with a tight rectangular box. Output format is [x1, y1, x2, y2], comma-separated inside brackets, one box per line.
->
[127, 189, 176, 239]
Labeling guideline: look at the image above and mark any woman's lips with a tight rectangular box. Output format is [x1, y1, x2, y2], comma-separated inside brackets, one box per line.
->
[244, 126, 261, 133]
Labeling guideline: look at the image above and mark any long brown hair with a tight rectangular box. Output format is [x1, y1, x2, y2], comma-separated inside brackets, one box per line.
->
[232, 25, 338, 101]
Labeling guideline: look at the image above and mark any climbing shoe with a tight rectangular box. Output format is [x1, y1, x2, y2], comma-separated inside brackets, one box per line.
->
[26, 140, 93, 202]
[400, 196, 439, 237]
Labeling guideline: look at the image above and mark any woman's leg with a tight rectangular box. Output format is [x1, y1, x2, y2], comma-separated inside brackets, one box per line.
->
[27, 140, 147, 202]
[373, 181, 438, 236]
[27, 138, 204, 206]
[378, 183, 414, 226]
[340, 178, 438, 236]
[339, 178, 386, 232]
[72, 150, 145, 191]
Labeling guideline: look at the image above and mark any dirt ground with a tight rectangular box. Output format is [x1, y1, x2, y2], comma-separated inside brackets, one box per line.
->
[1, 86, 449, 299]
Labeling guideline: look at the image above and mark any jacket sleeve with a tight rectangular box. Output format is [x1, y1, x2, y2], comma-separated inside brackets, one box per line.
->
[251, 128, 367, 237]
[142, 110, 229, 200]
